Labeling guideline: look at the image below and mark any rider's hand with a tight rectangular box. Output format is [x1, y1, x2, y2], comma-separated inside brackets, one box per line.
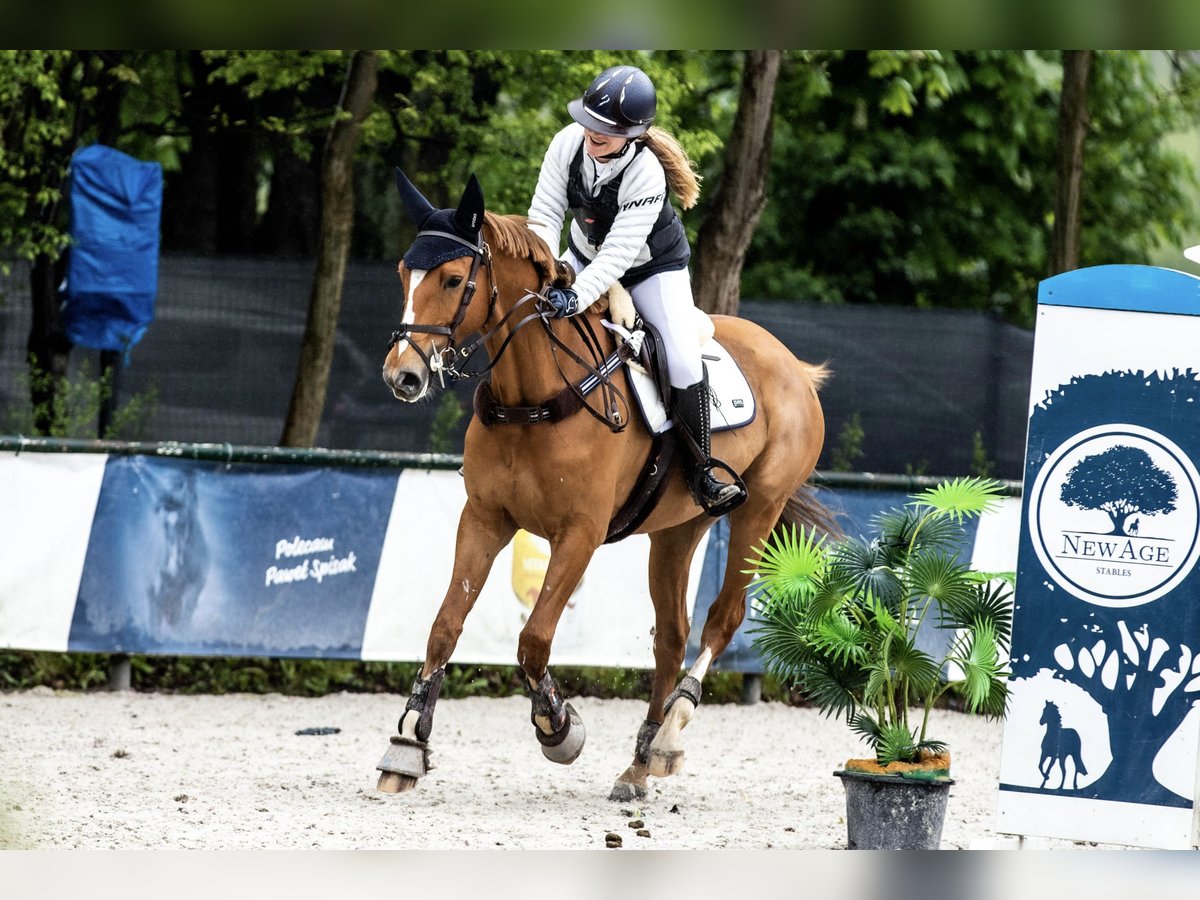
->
[545, 287, 579, 318]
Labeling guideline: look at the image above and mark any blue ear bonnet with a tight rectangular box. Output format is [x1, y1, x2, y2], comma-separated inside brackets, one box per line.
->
[395, 168, 485, 270]
[402, 209, 479, 269]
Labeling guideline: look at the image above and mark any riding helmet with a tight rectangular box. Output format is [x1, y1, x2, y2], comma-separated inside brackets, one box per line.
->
[568, 65, 656, 138]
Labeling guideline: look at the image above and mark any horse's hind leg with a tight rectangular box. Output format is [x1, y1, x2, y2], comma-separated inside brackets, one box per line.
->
[610, 521, 710, 801]
[376, 502, 515, 793]
[646, 495, 787, 778]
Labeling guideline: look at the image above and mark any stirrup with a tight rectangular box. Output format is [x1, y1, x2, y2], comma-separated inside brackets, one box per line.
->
[693, 458, 747, 517]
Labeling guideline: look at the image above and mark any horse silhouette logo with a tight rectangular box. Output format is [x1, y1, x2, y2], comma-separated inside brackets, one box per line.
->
[1039, 700, 1088, 790]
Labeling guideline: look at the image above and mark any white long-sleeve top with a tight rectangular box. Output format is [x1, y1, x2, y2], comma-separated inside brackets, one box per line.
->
[527, 123, 668, 312]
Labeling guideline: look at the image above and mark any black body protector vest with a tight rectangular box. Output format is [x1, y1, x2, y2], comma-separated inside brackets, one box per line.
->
[565, 140, 690, 288]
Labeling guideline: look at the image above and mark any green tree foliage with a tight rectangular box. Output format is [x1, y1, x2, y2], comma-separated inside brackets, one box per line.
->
[0, 51, 77, 277]
[4, 51, 1198, 339]
[745, 50, 1196, 327]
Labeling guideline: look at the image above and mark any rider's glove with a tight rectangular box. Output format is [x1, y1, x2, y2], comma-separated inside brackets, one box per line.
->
[545, 287, 579, 318]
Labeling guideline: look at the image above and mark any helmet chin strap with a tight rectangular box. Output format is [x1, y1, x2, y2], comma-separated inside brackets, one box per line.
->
[596, 138, 633, 162]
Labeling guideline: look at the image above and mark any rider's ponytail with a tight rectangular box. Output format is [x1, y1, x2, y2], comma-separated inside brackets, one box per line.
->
[638, 126, 701, 210]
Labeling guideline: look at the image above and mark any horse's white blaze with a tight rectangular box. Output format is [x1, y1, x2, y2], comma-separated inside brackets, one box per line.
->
[388, 268, 426, 360]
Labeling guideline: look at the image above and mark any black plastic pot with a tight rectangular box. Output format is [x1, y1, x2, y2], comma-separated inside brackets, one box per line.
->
[834, 769, 955, 850]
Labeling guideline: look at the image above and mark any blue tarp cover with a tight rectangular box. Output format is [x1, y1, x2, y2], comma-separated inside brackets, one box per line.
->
[61, 144, 163, 351]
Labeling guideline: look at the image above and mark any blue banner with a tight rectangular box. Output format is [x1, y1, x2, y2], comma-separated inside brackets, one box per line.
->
[68, 457, 398, 658]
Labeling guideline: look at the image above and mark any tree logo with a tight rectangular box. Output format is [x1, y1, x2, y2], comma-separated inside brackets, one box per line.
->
[1029, 424, 1200, 608]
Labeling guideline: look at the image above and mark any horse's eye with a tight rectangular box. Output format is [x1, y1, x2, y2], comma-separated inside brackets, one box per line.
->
[444, 275, 463, 290]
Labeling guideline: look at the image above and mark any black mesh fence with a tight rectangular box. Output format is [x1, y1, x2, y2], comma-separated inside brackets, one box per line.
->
[0, 255, 1033, 478]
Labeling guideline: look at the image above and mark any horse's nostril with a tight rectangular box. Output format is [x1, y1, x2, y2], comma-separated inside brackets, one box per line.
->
[399, 372, 422, 394]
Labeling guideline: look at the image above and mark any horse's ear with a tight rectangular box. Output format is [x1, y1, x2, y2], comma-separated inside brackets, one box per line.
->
[394, 168, 434, 228]
[454, 173, 485, 237]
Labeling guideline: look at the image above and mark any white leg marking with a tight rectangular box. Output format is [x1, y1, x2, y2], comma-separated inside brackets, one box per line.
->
[399, 709, 419, 740]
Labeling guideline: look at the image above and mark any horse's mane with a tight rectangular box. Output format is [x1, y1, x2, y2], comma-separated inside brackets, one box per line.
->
[483, 212, 560, 286]
[1043, 701, 1061, 724]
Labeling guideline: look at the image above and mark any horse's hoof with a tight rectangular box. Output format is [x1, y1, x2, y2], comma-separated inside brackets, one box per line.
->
[376, 772, 420, 794]
[376, 735, 429, 787]
[648, 748, 684, 778]
[538, 702, 586, 765]
[608, 779, 647, 803]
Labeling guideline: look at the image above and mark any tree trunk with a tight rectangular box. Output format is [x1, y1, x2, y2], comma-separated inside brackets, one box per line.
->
[693, 50, 782, 316]
[26, 254, 71, 434]
[279, 51, 378, 448]
[1049, 50, 1093, 276]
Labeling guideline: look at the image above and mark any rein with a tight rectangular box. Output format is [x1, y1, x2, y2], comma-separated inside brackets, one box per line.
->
[390, 228, 633, 431]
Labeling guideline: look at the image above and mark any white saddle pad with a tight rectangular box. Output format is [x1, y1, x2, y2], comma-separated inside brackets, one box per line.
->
[627, 337, 756, 435]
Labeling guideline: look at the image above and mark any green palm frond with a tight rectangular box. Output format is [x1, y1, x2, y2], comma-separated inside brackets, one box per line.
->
[938, 580, 1013, 646]
[747, 603, 813, 679]
[950, 620, 1010, 715]
[909, 476, 1005, 524]
[809, 576, 852, 621]
[744, 524, 828, 610]
[799, 667, 863, 720]
[849, 711, 882, 747]
[810, 614, 868, 667]
[905, 552, 975, 608]
[965, 570, 1016, 587]
[872, 506, 961, 561]
[830, 538, 904, 606]
[866, 594, 904, 640]
[888, 641, 940, 696]
[876, 722, 919, 765]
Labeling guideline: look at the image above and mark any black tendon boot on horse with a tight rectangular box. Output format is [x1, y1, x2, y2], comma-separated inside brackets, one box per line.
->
[671, 377, 747, 516]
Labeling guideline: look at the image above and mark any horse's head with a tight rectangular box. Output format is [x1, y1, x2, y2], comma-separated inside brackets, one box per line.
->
[1040, 700, 1059, 725]
[383, 169, 494, 402]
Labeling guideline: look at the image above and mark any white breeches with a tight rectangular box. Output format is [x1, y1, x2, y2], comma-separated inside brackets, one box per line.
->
[567, 251, 703, 388]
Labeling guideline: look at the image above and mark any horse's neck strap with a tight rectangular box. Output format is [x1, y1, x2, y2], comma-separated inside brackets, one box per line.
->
[471, 337, 637, 428]
[472, 379, 580, 426]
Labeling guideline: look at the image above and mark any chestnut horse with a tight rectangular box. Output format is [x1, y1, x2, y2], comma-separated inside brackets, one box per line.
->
[377, 171, 831, 802]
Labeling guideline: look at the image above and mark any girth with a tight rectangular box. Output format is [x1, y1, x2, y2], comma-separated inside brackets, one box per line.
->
[604, 431, 676, 544]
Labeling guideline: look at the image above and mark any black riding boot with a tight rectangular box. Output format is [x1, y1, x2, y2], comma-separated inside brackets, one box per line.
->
[671, 379, 747, 516]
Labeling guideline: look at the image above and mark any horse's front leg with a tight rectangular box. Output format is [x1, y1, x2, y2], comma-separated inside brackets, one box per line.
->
[376, 502, 515, 793]
[516, 522, 602, 766]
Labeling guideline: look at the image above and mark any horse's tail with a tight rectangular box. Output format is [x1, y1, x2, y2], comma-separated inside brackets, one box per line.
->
[778, 482, 843, 541]
[1068, 730, 1088, 774]
[772, 360, 839, 539]
[804, 361, 833, 393]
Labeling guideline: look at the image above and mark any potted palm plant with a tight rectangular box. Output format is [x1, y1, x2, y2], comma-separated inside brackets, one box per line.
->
[748, 476, 1013, 850]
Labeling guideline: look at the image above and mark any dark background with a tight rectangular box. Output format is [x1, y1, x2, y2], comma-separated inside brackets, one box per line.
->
[0, 255, 1033, 478]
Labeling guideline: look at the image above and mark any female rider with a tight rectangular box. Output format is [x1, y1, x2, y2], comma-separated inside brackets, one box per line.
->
[526, 64, 746, 516]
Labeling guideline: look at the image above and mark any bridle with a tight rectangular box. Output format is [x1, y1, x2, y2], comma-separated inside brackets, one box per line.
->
[387, 228, 631, 431]
[387, 230, 500, 384]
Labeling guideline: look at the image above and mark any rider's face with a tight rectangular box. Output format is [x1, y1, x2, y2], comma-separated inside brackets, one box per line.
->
[583, 129, 629, 160]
